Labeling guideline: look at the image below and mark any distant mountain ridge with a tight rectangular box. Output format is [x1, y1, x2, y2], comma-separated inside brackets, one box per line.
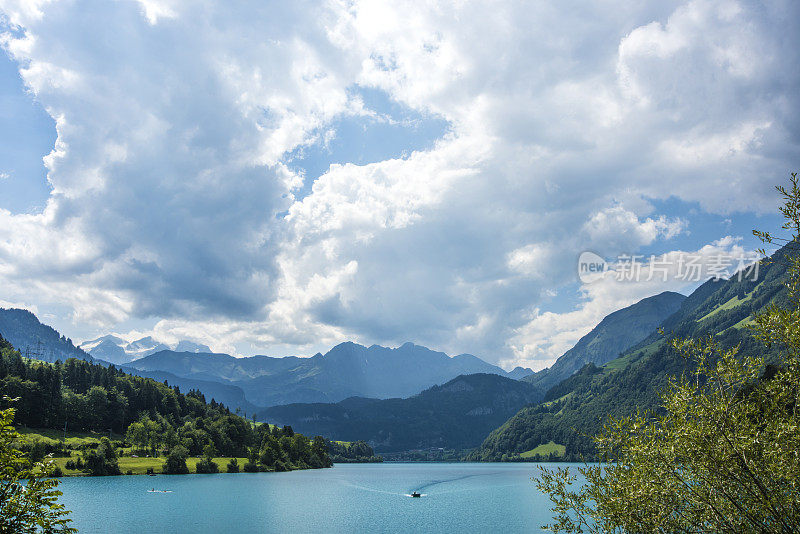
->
[80, 334, 210, 365]
[127, 341, 529, 407]
[259, 373, 541, 452]
[0, 306, 528, 414]
[507, 366, 534, 379]
[523, 291, 686, 393]
[0, 308, 259, 412]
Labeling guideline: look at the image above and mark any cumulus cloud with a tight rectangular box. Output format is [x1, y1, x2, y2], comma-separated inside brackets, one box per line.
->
[0, 0, 359, 322]
[0, 0, 797, 366]
[506, 237, 757, 370]
[582, 206, 687, 255]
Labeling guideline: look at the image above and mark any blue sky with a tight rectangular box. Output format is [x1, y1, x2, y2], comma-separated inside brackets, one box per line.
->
[0, 50, 53, 213]
[0, 0, 796, 369]
[285, 86, 450, 203]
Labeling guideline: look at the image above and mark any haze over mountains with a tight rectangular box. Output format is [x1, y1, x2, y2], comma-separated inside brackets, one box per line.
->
[125, 341, 532, 407]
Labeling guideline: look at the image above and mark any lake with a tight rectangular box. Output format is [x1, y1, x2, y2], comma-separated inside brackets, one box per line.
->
[57, 462, 578, 533]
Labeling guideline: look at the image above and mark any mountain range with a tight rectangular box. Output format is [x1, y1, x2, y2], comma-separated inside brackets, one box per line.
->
[3, 245, 780, 458]
[80, 334, 211, 365]
[248, 291, 685, 451]
[0, 307, 535, 414]
[469, 247, 787, 461]
[0, 287, 704, 454]
[124, 341, 533, 407]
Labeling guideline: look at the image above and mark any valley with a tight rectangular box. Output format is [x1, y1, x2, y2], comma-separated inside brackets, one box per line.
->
[1, 244, 787, 461]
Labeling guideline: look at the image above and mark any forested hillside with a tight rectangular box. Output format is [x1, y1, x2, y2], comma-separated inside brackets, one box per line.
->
[0, 308, 94, 363]
[0, 334, 332, 472]
[469, 246, 789, 461]
[325, 439, 383, 462]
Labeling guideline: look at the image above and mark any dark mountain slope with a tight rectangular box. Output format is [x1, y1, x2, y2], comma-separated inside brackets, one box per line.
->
[523, 291, 685, 393]
[258, 373, 541, 452]
[470, 247, 789, 461]
[0, 308, 94, 363]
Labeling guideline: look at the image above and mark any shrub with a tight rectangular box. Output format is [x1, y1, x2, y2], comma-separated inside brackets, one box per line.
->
[195, 457, 219, 474]
[226, 458, 239, 473]
[82, 438, 121, 476]
[0, 405, 73, 532]
[274, 460, 288, 472]
[242, 461, 259, 473]
[163, 446, 189, 475]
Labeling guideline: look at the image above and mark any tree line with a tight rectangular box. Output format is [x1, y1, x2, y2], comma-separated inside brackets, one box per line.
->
[0, 334, 332, 473]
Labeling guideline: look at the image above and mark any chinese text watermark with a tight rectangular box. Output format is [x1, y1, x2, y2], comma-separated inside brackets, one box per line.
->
[578, 251, 760, 284]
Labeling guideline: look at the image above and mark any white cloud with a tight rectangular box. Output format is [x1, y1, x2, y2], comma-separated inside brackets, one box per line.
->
[0, 0, 797, 367]
[135, 0, 178, 25]
[506, 237, 755, 370]
[583, 206, 687, 256]
[0, 299, 38, 315]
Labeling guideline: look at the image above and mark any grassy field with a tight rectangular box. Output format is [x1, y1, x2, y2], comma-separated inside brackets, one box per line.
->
[696, 293, 753, 322]
[732, 316, 756, 329]
[16, 427, 122, 447]
[53, 455, 251, 476]
[542, 391, 573, 407]
[519, 441, 566, 459]
[603, 339, 663, 372]
[21, 428, 275, 477]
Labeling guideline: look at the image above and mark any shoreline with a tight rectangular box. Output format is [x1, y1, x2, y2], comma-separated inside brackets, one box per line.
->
[52, 456, 329, 477]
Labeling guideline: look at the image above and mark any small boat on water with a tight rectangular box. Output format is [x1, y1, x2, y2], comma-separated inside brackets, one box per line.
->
[410, 491, 421, 498]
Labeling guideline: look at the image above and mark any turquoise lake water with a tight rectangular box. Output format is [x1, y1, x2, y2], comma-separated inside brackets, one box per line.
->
[57, 462, 577, 533]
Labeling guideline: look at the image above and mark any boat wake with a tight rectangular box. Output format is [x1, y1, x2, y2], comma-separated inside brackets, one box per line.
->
[147, 490, 172, 493]
[340, 481, 406, 497]
[414, 472, 496, 493]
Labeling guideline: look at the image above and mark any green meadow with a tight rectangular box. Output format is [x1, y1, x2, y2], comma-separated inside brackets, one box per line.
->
[52, 455, 251, 476]
[519, 441, 566, 459]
